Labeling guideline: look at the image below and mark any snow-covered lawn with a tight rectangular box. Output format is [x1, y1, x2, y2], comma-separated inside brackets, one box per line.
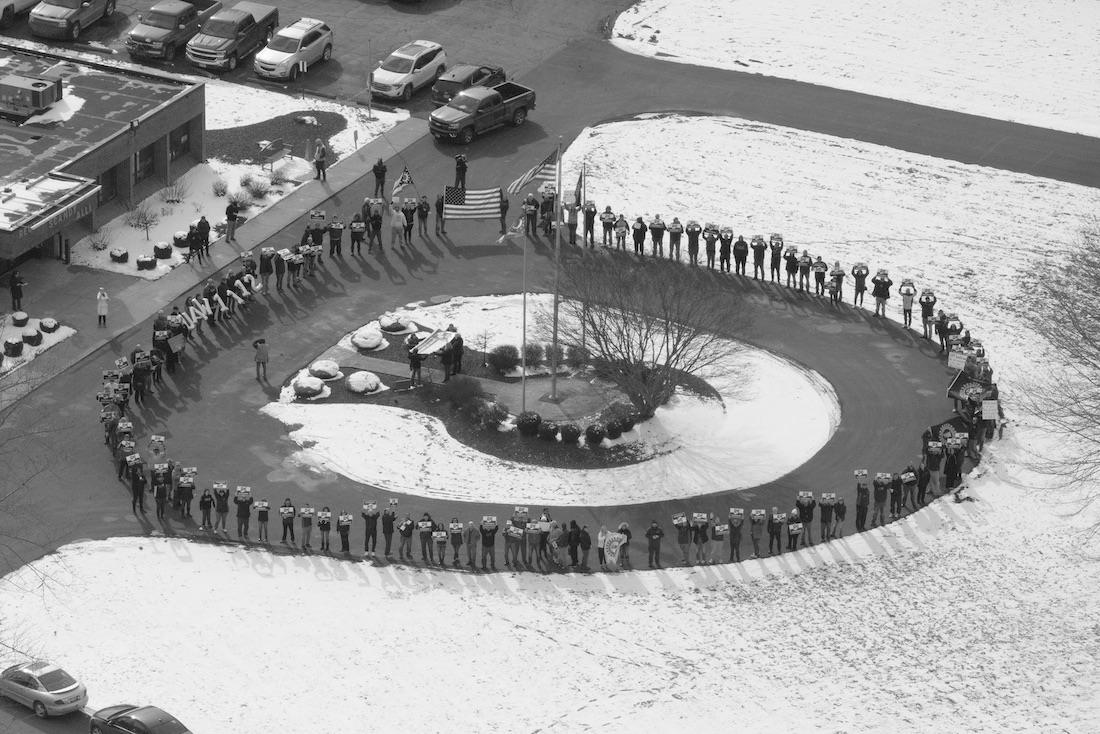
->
[203, 79, 408, 159]
[0, 316, 75, 377]
[263, 294, 840, 505]
[2, 438, 1097, 733]
[612, 0, 1100, 136]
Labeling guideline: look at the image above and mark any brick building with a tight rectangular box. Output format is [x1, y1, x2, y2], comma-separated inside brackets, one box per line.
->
[0, 43, 205, 269]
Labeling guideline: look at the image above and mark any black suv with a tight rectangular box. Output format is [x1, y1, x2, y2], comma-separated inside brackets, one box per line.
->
[430, 63, 506, 107]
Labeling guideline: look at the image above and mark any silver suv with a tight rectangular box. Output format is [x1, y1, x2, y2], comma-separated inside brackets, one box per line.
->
[254, 17, 333, 81]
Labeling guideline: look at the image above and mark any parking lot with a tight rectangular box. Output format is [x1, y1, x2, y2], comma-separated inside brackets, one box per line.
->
[3, 0, 630, 114]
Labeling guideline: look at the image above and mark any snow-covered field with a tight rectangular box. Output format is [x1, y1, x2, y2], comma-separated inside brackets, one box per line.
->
[2, 441, 1097, 733]
[263, 294, 840, 505]
[612, 0, 1100, 136]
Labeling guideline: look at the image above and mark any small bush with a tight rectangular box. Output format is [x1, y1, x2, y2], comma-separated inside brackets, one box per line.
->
[585, 423, 606, 445]
[269, 169, 290, 187]
[239, 173, 255, 189]
[566, 344, 589, 369]
[212, 179, 228, 197]
[538, 421, 559, 441]
[606, 420, 623, 440]
[487, 344, 521, 374]
[160, 179, 191, 204]
[475, 399, 509, 429]
[559, 423, 581, 444]
[245, 178, 271, 199]
[227, 190, 251, 210]
[523, 342, 544, 367]
[516, 411, 542, 437]
[89, 227, 115, 251]
[619, 414, 637, 432]
[440, 375, 486, 412]
[123, 200, 159, 239]
[213, 221, 228, 238]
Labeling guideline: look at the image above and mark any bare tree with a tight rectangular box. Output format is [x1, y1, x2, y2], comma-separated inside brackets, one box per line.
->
[538, 254, 753, 418]
[1025, 217, 1100, 530]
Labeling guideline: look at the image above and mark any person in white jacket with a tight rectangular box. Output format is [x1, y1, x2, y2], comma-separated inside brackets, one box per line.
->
[96, 287, 109, 327]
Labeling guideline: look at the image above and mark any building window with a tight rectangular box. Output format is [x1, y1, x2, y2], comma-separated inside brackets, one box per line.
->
[169, 122, 191, 162]
[133, 144, 154, 183]
[97, 166, 118, 205]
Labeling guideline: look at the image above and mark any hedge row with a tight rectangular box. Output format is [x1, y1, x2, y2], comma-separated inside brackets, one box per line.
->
[516, 410, 637, 447]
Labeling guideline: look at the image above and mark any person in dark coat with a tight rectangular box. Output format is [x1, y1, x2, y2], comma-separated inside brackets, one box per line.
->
[186, 225, 203, 264]
[416, 197, 431, 237]
[497, 193, 508, 235]
[693, 516, 709, 564]
[362, 504, 380, 557]
[349, 213, 366, 256]
[479, 521, 498, 570]
[648, 216, 666, 258]
[916, 459, 932, 505]
[718, 229, 733, 272]
[833, 498, 847, 538]
[686, 221, 702, 266]
[382, 506, 396, 557]
[767, 507, 783, 555]
[733, 235, 749, 275]
[818, 499, 834, 543]
[728, 513, 743, 562]
[273, 252, 286, 291]
[419, 512, 436, 563]
[318, 506, 332, 551]
[448, 517, 463, 566]
[578, 525, 592, 569]
[454, 154, 467, 188]
[944, 450, 962, 490]
[889, 472, 904, 519]
[372, 158, 387, 197]
[567, 520, 581, 568]
[337, 512, 352, 554]
[676, 520, 692, 565]
[645, 521, 664, 569]
[902, 464, 919, 510]
[435, 194, 446, 235]
[796, 493, 817, 547]
[786, 509, 801, 551]
[234, 492, 254, 539]
[450, 330, 464, 376]
[130, 463, 148, 513]
[199, 489, 216, 530]
[769, 238, 784, 282]
[871, 476, 887, 527]
[872, 271, 894, 317]
[750, 236, 767, 279]
[784, 249, 799, 288]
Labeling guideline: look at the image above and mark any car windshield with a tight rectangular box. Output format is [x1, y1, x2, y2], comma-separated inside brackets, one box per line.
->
[49, 0, 84, 8]
[448, 96, 478, 113]
[141, 10, 177, 29]
[381, 55, 413, 74]
[201, 18, 237, 38]
[37, 668, 76, 692]
[434, 80, 462, 96]
[266, 35, 299, 53]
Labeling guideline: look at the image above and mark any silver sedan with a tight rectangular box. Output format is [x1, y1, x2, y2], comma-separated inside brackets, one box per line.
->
[0, 661, 88, 718]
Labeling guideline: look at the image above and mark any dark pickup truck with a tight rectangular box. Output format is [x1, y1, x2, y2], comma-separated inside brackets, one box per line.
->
[428, 81, 535, 144]
[185, 0, 277, 71]
[126, 0, 222, 61]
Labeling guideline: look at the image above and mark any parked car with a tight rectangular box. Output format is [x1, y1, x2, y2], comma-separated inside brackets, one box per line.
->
[125, 0, 223, 61]
[185, 0, 278, 71]
[0, 661, 88, 719]
[429, 80, 536, 144]
[90, 704, 192, 734]
[430, 63, 505, 107]
[370, 40, 446, 101]
[28, 0, 114, 41]
[254, 17, 333, 81]
[0, 0, 39, 30]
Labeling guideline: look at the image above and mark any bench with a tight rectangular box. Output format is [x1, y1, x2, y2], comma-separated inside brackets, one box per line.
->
[259, 138, 291, 171]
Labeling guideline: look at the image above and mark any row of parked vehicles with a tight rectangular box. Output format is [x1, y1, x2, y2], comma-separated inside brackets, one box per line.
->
[0, 660, 193, 733]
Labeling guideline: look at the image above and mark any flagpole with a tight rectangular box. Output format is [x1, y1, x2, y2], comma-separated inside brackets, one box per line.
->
[521, 227, 528, 412]
[549, 136, 563, 401]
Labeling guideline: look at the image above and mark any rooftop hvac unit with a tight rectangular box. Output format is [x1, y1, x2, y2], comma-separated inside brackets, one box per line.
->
[0, 75, 64, 120]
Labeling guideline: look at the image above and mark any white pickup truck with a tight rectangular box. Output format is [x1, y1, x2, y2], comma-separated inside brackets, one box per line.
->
[0, 0, 36, 29]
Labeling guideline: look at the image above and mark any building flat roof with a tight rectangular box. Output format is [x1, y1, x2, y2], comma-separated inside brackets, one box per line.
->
[0, 49, 193, 189]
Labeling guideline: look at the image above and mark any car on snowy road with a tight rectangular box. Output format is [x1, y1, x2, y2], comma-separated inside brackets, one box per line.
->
[370, 40, 447, 101]
[0, 661, 88, 719]
[90, 704, 192, 734]
[430, 63, 506, 107]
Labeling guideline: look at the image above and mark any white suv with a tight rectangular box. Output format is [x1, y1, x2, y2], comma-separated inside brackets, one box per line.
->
[371, 40, 446, 101]
[254, 18, 333, 81]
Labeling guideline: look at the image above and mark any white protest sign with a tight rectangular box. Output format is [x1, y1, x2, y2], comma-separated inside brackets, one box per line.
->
[514, 506, 529, 518]
[729, 508, 744, 518]
[449, 522, 463, 532]
[318, 511, 332, 522]
[236, 486, 251, 499]
[125, 454, 143, 466]
[798, 491, 814, 501]
[339, 514, 353, 525]
[751, 509, 766, 520]
[309, 209, 326, 221]
[776, 513, 787, 522]
[692, 512, 707, 525]
[482, 515, 497, 528]
[154, 463, 169, 471]
[981, 400, 999, 418]
[822, 493, 837, 502]
[279, 506, 295, 518]
[255, 501, 269, 511]
[417, 521, 433, 532]
[948, 351, 968, 370]
[212, 481, 227, 491]
[854, 469, 867, 478]
[389, 498, 398, 506]
[182, 467, 197, 475]
[363, 502, 377, 512]
[300, 507, 315, 518]
[714, 523, 729, 534]
[901, 472, 916, 484]
[789, 522, 803, 534]
[672, 511, 687, 527]
[433, 530, 448, 541]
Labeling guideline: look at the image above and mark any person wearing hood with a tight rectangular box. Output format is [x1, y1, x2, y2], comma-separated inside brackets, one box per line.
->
[631, 217, 647, 255]
[733, 235, 749, 275]
[597, 526, 609, 570]
[649, 215, 666, 257]
[667, 217, 683, 260]
[199, 489, 215, 530]
[596, 204, 612, 246]
[614, 214, 629, 251]
[787, 508, 801, 551]
[567, 520, 582, 568]
[645, 520, 665, 569]
[768, 507, 783, 556]
[372, 158, 387, 196]
[617, 522, 632, 567]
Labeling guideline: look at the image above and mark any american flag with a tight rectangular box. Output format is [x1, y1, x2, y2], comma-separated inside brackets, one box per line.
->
[444, 186, 502, 220]
[506, 148, 558, 196]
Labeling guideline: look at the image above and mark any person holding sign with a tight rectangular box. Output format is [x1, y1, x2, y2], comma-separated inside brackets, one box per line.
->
[901, 464, 919, 511]
[787, 509, 801, 551]
[448, 518, 463, 566]
[153, 474, 169, 519]
[767, 507, 783, 556]
[708, 513, 723, 565]
[234, 491, 254, 539]
[675, 517, 691, 566]
[318, 507, 332, 551]
[280, 498, 296, 543]
[479, 520, 498, 571]
[749, 512, 764, 559]
[547, 521, 564, 567]
[419, 513, 437, 563]
[130, 462, 148, 513]
[256, 499, 269, 542]
[300, 504, 315, 549]
[832, 498, 846, 539]
[381, 506, 396, 557]
[729, 512, 744, 563]
[362, 504, 380, 557]
[177, 475, 194, 519]
[199, 489, 215, 530]
[855, 478, 869, 532]
[645, 521, 664, 569]
[888, 473, 904, 519]
[397, 513, 414, 561]
[692, 515, 709, 565]
[597, 526, 609, 570]
[210, 484, 229, 533]
[434, 524, 447, 563]
[338, 513, 352, 555]
[871, 475, 888, 528]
